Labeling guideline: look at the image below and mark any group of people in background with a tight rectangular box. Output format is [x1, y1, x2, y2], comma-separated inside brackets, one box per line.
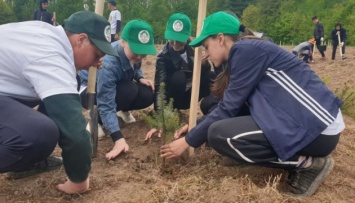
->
[0, 0, 346, 198]
[293, 16, 347, 63]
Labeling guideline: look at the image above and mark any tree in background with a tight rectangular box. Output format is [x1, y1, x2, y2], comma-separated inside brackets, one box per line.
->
[0, 0, 17, 24]
[3, 0, 355, 45]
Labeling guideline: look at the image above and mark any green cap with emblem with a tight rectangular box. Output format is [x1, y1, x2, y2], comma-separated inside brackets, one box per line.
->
[63, 11, 118, 56]
[121, 20, 156, 55]
[164, 13, 191, 43]
[189, 11, 240, 47]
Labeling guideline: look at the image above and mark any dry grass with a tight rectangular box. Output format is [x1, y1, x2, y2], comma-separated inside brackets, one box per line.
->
[1, 46, 355, 203]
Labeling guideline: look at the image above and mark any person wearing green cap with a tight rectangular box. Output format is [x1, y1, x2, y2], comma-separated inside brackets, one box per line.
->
[78, 19, 156, 160]
[154, 13, 213, 111]
[0, 11, 118, 194]
[160, 11, 344, 197]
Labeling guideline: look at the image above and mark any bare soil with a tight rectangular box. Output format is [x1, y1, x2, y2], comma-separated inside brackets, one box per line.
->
[1, 45, 354, 203]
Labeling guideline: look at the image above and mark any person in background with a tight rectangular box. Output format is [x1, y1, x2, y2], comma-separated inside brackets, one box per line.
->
[312, 16, 326, 60]
[292, 38, 315, 63]
[161, 11, 345, 197]
[107, 0, 121, 42]
[33, 0, 55, 25]
[79, 20, 156, 160]
[0, 11, 117, 194]
[154, 13, 212, 112]
[331, 22, 347, 60]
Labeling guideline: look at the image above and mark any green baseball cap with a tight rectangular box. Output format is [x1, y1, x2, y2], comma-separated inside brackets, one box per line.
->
[164, 13, 191, 42]
[189, 11, 240, 47]
[63, 11, 118, 57]
[121, 20, 156, 55]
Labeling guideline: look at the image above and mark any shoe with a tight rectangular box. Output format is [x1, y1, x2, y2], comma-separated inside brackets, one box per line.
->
[342, 55, 347, 59]
[117, 111, 136, 123]
[287, 157, 334, 196]
[86, 122, 106, 140]
[6, 156, 63, 179]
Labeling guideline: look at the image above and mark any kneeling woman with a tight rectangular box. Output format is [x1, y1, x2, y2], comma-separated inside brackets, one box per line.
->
[160, 12, 345, 197]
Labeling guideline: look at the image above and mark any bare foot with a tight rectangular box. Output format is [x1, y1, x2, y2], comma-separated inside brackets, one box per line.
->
[105, 138, 129, 160]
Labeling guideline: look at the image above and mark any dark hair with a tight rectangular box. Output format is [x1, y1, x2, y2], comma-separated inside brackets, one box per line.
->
[312, 16, 318, 20]
[209, 29, 263, 98]
[108, 0, 117, 6]
[335, 22, 342, 28]
[41, 0, 48, 3]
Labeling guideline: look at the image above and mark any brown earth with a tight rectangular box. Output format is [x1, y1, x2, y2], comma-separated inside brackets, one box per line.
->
[0, 45, 354, 203]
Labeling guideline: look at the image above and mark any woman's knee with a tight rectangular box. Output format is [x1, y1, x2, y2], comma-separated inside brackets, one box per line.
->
[207, 120, 225, 149]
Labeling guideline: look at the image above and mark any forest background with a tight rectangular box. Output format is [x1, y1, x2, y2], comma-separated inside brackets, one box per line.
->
[1, 0, 355, 45]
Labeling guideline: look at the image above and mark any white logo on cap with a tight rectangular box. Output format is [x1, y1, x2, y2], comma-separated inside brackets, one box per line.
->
[173, 20, 183, 32]
[104, 26, 111, 42]
[138, 30, 150, 44]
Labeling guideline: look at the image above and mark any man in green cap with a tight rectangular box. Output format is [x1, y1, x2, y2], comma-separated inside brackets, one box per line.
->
[153, 13, 213, 113]
[0, 11, 117, 194]
[78, 19, 156, 160]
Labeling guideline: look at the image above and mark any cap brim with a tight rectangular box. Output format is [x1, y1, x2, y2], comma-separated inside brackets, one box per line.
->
[128, 41, 157, 55]
[165, 30, 189, 43]
[90, 38, 118, 57]
[189, 34, 209, 47]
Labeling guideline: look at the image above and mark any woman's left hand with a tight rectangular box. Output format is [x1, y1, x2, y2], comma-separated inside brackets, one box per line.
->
[160, 138, 190, 159]
[139, 78, 154, 92]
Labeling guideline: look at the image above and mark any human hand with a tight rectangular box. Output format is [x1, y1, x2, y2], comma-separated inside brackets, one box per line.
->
[320, 37, 324, 41]
[105, 138, 129, 160]
[337, 31, 340, 35]
[340, 42, 344, 47]
[174, 124, 188, 139]
[145, 128, 162, 141]
[160, 138, 190, 159]
[139, 78, 154, 91]
[56, 178, 89, 194]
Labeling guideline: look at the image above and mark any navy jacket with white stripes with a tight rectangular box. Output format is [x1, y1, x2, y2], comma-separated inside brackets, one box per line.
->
[185, 39, 343, 161]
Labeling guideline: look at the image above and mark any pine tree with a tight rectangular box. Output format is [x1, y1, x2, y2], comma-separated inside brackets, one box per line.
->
[142, 82, 181, 168]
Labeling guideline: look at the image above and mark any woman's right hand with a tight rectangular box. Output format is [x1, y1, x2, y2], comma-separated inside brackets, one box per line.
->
[174, 124, 189, 139]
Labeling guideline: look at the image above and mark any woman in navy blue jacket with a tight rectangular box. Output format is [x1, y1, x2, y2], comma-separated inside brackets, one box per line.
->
[160, 12, 345, 197]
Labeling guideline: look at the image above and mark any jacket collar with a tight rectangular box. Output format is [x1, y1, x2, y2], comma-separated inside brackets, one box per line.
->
[113, 40, 139, 71]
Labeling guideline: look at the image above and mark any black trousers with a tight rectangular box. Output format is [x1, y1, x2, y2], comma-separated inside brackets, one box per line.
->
[208, 116, 339, 169]
[165, 71, 211, 110]
[0, 96, 59, 173]
[316, 39, 325, 57]
[80, 80, 154, 113]
[332, 42, 346, 60]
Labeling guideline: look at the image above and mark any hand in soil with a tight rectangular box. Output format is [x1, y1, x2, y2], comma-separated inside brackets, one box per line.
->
[56, 178, 90, 194]
[105, 138, 129, 160]
[145, 128, 162, 141]
[174, 124, 188, 139]
[160, 137, 190, 159]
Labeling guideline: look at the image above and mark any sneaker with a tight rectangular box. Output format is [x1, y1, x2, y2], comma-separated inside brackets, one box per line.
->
[6, 156, 63, 179]
[287, 157, 334, 196]
[117, 111, 136, 123]
[86, 122, 106, 140]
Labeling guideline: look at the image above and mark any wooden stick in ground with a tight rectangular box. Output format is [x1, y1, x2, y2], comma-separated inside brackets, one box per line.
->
[187, 0, 207, 156]
[337, 32, 343, 60]
[87, 0, 105, 157]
